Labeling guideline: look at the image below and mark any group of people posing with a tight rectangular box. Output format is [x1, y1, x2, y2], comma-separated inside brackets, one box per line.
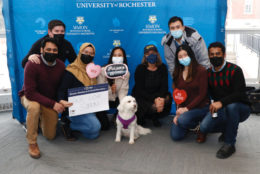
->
[18, 16, 251, 160]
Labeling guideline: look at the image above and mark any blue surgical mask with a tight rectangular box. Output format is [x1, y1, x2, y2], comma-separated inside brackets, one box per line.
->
[171, 29, 183, 39]
[112, 56, 124, 64]
[146, 54, 157, 64]
[179, 56, 191, 66]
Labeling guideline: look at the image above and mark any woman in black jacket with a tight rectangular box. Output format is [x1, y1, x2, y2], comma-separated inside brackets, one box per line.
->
[132, 45, 172, 127]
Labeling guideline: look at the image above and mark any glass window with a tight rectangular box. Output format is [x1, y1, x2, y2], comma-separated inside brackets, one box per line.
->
[226, 0, 260, 84]
[0, 0, 11, 91]
[244, 0, 253, 14]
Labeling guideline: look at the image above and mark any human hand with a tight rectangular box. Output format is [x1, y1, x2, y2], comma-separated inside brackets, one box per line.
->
[53, 102, 65, 113]
[154, 97, 164, 112]
[111, 84, 116, 94]
[210, 101, 222, 114]
[158, 97, 165, 106]
[59, 100, 73, 108]
[173, 115, 179, 125]
[28, 54, 41, 64]
[176, 107, 188, 115]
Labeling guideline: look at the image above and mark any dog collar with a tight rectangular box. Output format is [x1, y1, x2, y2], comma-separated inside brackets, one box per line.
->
[117, 114, 136, 129]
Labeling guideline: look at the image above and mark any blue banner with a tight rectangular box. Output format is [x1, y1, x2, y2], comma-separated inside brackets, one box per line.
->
[2, 0, 227, 122]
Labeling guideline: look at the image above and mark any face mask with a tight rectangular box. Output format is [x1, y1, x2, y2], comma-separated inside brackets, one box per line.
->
[81, 54, 94, 64]
[210, 57, 224, 67]
[112, 57, 124, 64]
[43, 52, 58, 62]
[53, 34, 65, 44]
[171, 29, 183, 39]
[179, 56, 191, 66]
[146, 54, 157, 64]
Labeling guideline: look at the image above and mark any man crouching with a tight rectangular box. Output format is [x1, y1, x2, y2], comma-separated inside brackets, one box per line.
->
[19, 37, 71, 159]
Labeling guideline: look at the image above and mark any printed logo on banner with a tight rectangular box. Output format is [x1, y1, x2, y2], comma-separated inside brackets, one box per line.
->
[113, 18, 120, 27]
[34, 17, 47, 35]
[109, 18, 125, 34]
[76, 16, 85, 25]
[149, 15, 157, 24]
[75, 0, 156, 9]
[113, 40, 121, 47]
[67, 16, 95, 36]
[138, 15, 166, 35]
[102, 40, 131, 59]
[109, 18, 124, 34]
[183, 17, 194, 26]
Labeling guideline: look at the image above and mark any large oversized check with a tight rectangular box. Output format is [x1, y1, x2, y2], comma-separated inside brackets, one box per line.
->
[68, 84, 109, 117]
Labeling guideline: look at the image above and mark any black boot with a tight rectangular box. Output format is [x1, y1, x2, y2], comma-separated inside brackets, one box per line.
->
[60, 115, 77, 141]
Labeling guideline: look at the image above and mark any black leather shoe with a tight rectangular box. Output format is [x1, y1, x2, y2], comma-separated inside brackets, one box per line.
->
[216, 144, 236, 159]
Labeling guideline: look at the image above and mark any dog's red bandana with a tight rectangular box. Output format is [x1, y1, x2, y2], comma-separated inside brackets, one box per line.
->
[117, 115, 136, 129]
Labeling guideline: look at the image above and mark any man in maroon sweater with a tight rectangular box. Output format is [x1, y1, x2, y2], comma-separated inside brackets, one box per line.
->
[19, 37, 71, 159]
[198, 42, 250, 159]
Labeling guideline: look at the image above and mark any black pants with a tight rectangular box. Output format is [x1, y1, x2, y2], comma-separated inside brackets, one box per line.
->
[135, 92, 172, 125]
[96, 98, 119, 130]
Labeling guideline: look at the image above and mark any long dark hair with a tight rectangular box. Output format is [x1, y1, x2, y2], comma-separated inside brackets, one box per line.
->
[172, 45, 199, 87]
[106, 47, 127, 86]
[107, 47, 127, 65]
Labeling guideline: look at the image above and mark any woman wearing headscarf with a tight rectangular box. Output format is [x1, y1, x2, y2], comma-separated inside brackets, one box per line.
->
[58, 43, 101, 140]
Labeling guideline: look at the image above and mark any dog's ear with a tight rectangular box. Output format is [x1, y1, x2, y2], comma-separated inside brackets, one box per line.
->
[117, 102, 124, 113]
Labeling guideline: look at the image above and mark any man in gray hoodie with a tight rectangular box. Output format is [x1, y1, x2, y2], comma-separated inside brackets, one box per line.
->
[161, 16, 210, 77]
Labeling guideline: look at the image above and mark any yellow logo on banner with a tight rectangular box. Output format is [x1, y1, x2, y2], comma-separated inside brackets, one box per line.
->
[113, 40, 121, 47]
[149, 15, 157, 24]
[76, 16, 85, 25]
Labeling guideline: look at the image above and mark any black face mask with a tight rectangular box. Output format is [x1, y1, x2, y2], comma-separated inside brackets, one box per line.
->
[43, 52, 58, 63]
[53, 34, 65, 44]
[210, 57, 224, 67]
[81, 54, 94, 64]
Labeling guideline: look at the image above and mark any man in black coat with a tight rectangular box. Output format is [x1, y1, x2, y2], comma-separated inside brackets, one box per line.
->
[22, 19, 76, 68]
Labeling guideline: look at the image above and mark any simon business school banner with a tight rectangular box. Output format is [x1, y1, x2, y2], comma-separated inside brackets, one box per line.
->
[2, 0, 227, 123]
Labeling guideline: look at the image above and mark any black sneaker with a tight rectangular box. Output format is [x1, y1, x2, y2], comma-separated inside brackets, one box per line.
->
[216, 144, 236, 159]
[218, 133, 224, 143]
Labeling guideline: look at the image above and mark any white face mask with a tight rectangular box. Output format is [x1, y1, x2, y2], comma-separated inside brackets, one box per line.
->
[112, 56, 124, 64]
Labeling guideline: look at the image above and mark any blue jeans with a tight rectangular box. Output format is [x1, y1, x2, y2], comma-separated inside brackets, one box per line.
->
[171, 105, 209, 141]
[69, 113, 101, 139]
[200, 102, 250, 145]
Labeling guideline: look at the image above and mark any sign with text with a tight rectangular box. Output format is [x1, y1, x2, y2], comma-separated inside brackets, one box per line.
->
[68, 84, 109, 117]
[173, 88, 187, 105]
[104, 63, 128, 79]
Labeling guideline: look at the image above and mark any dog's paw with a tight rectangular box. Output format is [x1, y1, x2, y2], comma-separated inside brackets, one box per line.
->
[115, 138, 121, 142]
[129, 140, 135, 144]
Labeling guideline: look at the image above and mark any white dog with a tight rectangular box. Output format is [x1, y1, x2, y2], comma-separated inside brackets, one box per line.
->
[115, 96, 152, 144]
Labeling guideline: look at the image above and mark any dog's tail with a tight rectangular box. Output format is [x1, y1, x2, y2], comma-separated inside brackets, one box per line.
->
[137, 125, 152, 135]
